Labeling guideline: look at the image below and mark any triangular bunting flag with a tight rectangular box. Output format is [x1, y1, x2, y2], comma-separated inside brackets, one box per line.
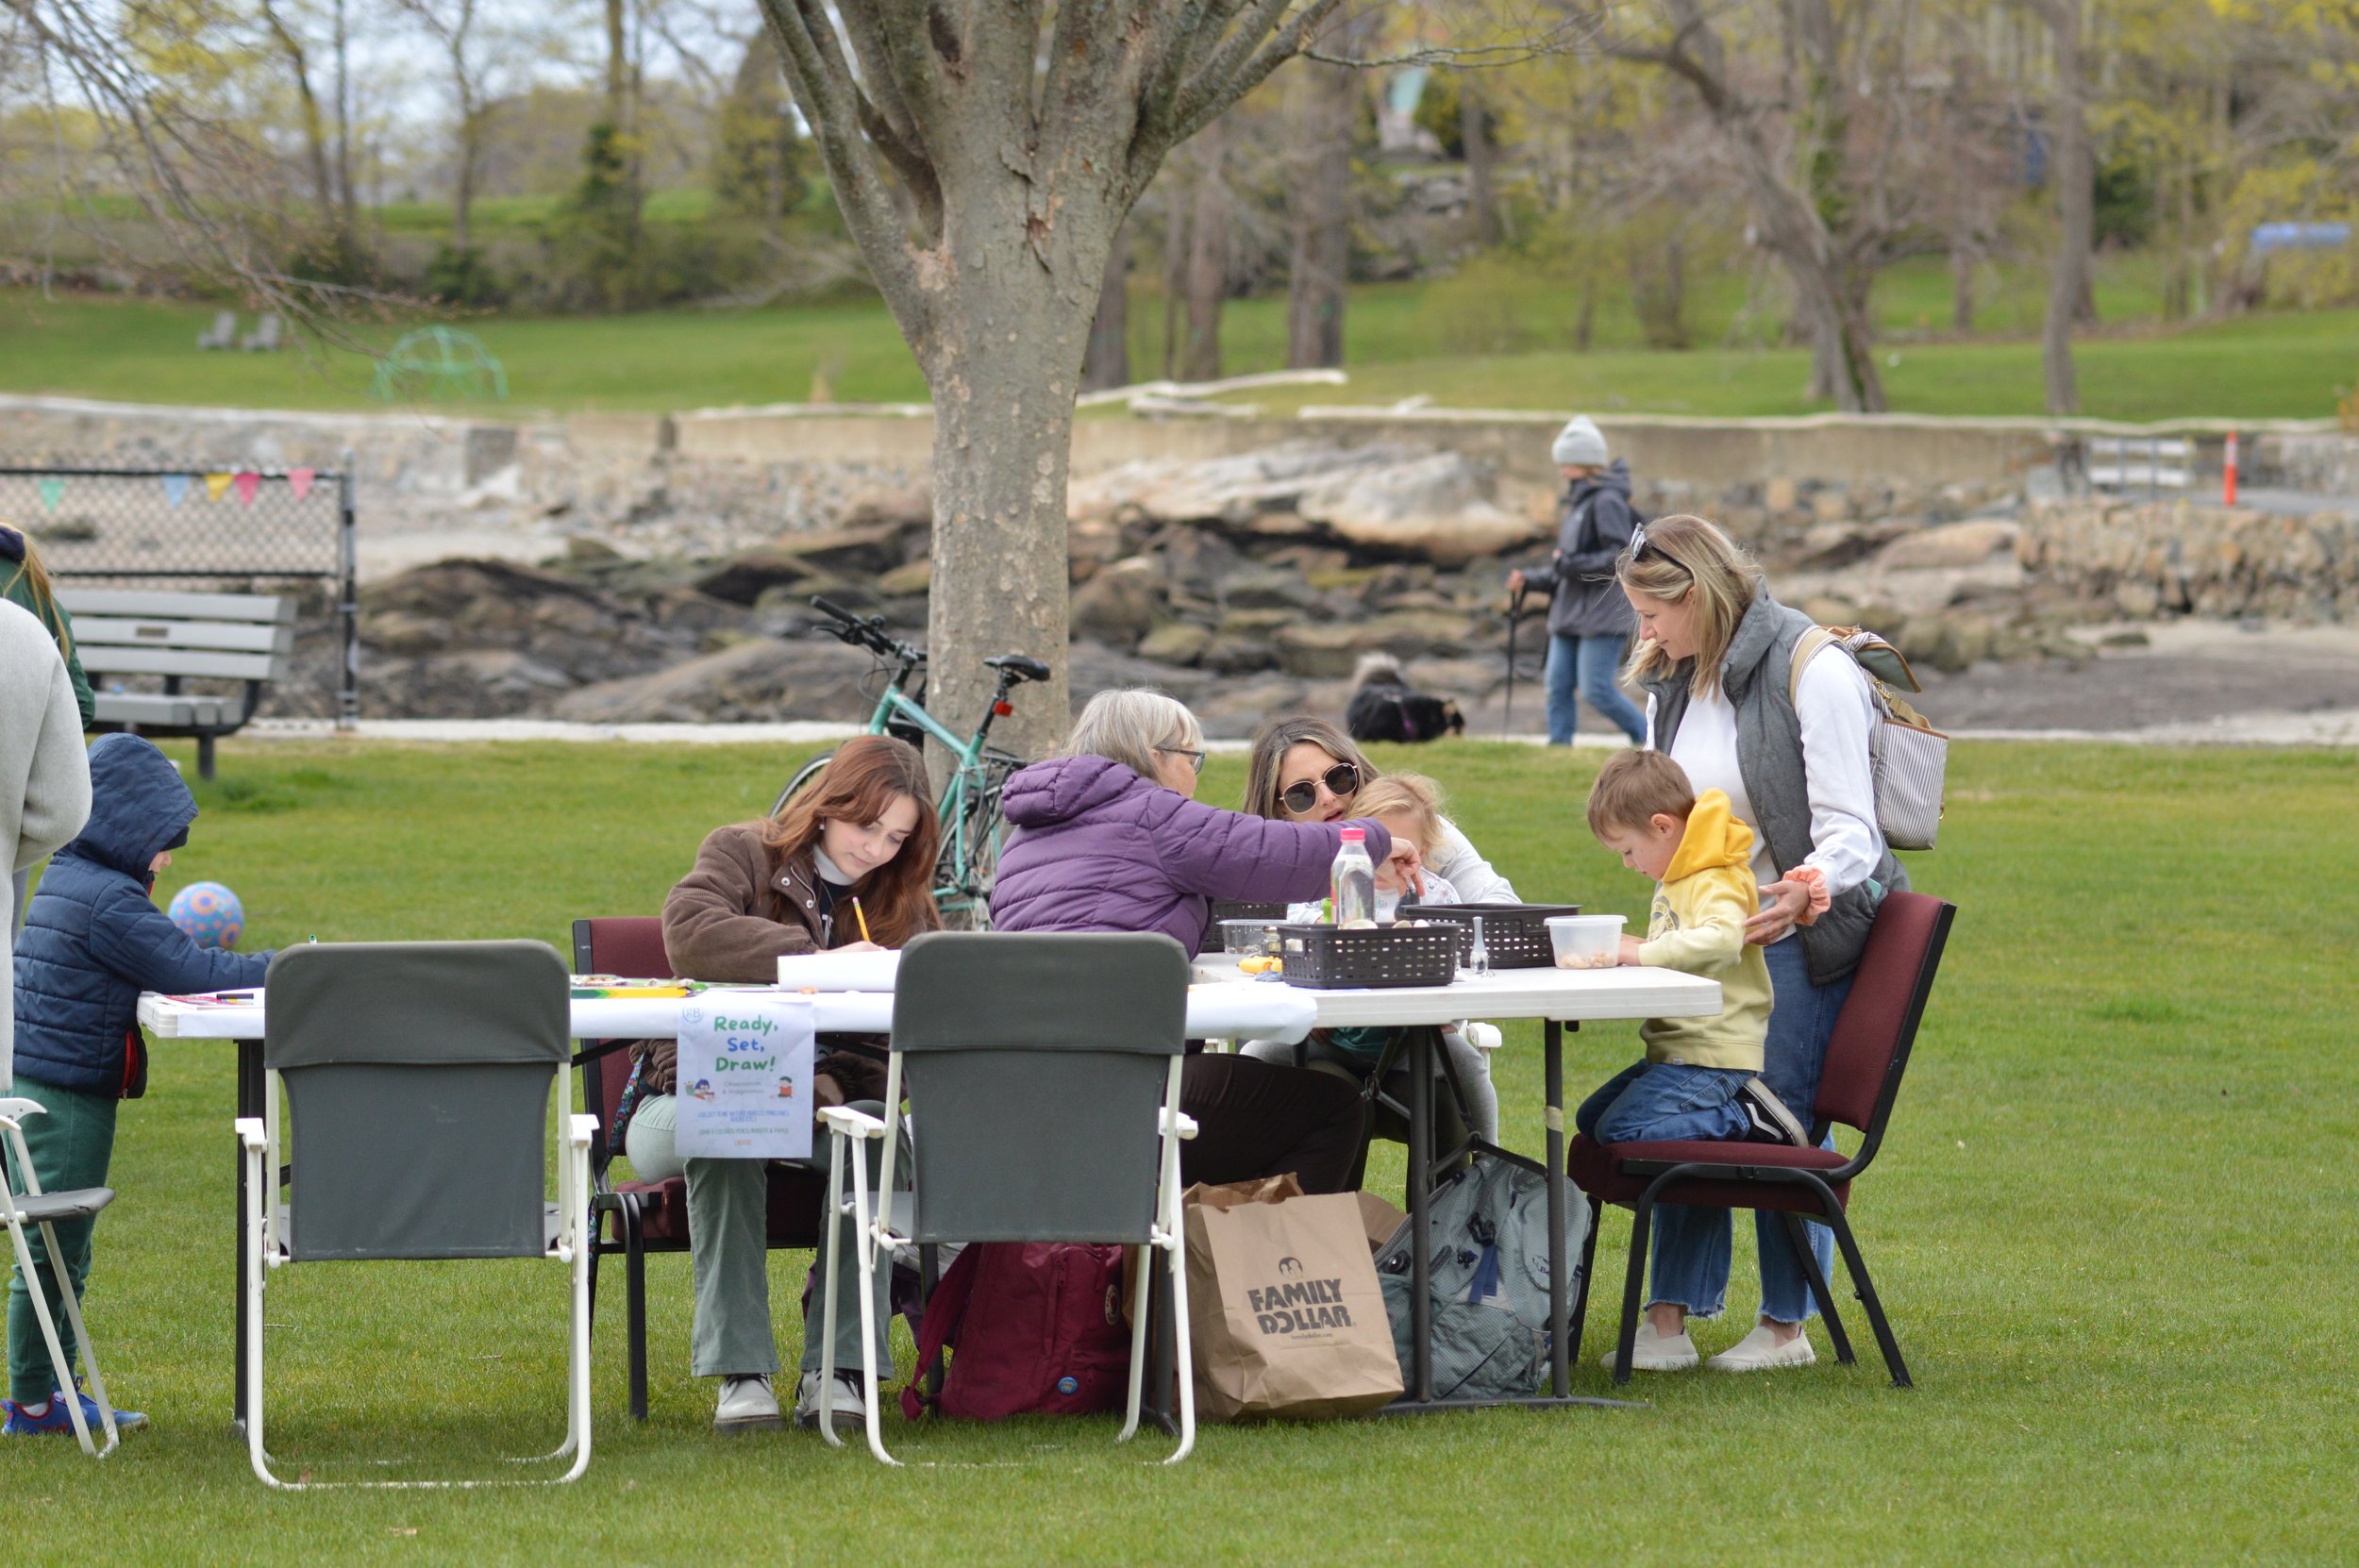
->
[161, 474, 191, 508]
[205, 472, 234, 502]
[288, 468, 317, 502]
[233, 472, 261, 506]
[37, 478, 63, 512]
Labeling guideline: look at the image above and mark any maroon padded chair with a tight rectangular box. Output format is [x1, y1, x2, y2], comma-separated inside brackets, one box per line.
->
[573, 917, 828, 1421]
[1568, 891, 1956, 1388]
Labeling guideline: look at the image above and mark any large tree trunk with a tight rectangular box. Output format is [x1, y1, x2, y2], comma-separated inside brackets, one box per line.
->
[2040, 0, 2089, 415]
[332, 0, 355, 228]
[1950, 234, 1975, 333]
[1463, 84, 1500, 247]
[1181, 129, 1229, 382]
[1083, 222, 1130, 392]
[259, 4, 336, 219]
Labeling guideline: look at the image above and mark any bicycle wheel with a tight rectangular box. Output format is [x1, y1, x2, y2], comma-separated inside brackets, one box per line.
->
[770, 750, 835, 819]
[933, 753, 1020, 930]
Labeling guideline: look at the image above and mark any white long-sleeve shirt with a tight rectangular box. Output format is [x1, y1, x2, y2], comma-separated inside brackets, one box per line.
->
[1657, 647, 1884, 898]
[1430, 816, 1518, 904]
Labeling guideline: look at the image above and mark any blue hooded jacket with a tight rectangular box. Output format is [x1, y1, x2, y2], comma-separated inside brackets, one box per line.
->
[12, 734, 274, 1096]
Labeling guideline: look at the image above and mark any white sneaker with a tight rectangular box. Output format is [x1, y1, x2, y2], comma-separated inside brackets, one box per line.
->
[1598, 1319, 1699, 1372]
[793, 1370, 865, 1432]
[712, 1374, 785, 1433]
[1706, 1324, 1818, 1372]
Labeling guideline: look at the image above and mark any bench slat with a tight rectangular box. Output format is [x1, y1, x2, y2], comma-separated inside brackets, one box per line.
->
[71, 617, 295, 655]
[90, 693, 236, 728]
[76, 646, 287, 681]
[56, 590, 295, 625]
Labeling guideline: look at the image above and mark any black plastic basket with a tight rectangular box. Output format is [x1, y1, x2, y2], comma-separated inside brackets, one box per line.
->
[1276, 922, 1462, 990]
[1394, 903, 1581, 969]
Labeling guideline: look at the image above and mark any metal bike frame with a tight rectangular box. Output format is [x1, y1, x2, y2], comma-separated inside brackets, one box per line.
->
[858, 681, 1005, 919]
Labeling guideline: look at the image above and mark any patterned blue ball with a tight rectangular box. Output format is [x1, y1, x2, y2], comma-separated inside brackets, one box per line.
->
[167, 881, 245, 950]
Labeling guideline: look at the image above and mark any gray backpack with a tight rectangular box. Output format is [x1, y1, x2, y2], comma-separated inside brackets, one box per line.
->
[1372, 1154, 1587, 1401]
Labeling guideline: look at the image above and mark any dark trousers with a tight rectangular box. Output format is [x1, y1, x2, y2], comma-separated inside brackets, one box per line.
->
[1176, 1053, 1364, 1196]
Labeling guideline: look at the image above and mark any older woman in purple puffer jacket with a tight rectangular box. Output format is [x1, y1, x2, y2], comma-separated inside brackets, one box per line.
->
[991, 688, 1422, 1194]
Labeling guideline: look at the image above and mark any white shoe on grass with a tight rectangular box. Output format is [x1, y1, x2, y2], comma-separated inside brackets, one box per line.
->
[1706, 1324, 1817, 1371]
[793, 1370, 865, 1432]
[712, 1374, 785, 1433]
[1598, 1319, 1699, 1372]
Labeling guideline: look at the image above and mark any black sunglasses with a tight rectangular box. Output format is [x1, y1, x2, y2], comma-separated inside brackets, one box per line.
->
[1628, 523, 1689, 575]
[1280, 762, 1362, 815]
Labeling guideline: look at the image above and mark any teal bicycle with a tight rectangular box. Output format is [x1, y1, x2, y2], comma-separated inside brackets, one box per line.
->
[774, 596, 1049, 927]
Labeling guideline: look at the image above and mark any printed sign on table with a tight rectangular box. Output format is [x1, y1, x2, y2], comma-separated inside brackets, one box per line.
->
[672, 993, 817, 1160]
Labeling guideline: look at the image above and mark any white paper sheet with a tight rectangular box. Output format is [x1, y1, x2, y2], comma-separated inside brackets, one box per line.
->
[672, 993, 817, 1159]
[774, 950, 903, 992]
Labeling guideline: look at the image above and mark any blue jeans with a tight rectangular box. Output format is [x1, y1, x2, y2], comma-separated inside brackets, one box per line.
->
[1644, 936, 1852, 1324]
[1576, 1060, 1752, 1146]
[1545, 633, 1647, 746]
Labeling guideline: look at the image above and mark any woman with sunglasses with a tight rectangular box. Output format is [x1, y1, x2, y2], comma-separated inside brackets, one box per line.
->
[1607, 513, 1904, 1376]
[992, 688, 1418, 1195]
[1242, 716, 1519, 904]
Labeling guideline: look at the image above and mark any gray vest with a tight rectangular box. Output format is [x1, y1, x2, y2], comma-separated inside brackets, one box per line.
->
[1638, 588, 1906, 988]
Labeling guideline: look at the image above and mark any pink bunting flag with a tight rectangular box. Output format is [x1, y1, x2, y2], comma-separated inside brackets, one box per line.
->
[287, 468, 317, 502]
[204, 472, 234, 503]
[233, 472, 261, 506]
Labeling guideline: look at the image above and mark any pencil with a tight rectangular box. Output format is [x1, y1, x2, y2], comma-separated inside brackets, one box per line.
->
[851, 896, 873, 943]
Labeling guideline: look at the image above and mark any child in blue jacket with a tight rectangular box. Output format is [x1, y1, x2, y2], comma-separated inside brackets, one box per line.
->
[5, 734, 273, 1437]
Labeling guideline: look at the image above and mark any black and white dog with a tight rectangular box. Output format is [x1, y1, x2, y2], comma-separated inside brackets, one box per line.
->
[1345, 653, 1465, 744]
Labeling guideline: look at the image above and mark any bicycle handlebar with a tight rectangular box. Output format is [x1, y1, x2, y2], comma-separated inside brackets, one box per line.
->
[811, 595, 926, 666]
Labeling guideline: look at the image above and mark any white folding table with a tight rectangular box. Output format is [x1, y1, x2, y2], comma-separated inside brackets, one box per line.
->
[1183, 957, 1722, 1410]
[138, 983, 1320, 1424]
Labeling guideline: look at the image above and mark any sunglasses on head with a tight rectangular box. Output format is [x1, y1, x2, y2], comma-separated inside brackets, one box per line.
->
[1281, 761, 1362, 815]
[1628, 523, 1689, 575]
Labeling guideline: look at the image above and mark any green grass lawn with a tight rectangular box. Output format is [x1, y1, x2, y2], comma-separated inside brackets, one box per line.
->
[12, 737, 2356, 1563]
[5, 251, 2354, 422]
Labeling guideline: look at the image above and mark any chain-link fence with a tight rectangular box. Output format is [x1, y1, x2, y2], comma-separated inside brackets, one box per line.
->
[0, 463, 357, 726]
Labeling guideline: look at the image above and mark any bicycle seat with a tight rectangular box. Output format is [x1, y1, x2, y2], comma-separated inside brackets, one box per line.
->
[985, 655, 1052, 683]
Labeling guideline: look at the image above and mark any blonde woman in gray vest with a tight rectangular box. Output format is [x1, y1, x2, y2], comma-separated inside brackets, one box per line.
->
[1605, 514, 1904, 1375]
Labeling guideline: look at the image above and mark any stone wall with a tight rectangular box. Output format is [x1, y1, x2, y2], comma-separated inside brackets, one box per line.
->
[2018, 499, 2359, 622]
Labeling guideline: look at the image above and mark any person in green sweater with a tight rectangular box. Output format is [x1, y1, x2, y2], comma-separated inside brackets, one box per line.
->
[0, 527, 92, 729]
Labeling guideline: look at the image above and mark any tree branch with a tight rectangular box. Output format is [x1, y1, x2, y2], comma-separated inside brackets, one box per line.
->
[1169, 0, 1344, 151]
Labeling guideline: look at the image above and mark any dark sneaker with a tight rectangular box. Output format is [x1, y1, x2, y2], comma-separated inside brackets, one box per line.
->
[1737, 1077, 1812, 1147]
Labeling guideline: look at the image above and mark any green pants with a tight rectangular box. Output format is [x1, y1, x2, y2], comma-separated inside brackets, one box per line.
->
[6, 1076, 116, 1406]
[624, 1094, 896, 1382]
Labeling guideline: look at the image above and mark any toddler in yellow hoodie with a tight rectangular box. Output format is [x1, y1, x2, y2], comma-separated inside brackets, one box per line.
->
[1573, 749, 1811, 1151]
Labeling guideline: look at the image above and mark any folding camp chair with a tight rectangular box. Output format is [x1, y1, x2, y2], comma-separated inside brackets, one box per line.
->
[232, 940, 594, 1488]
[569, 916, 828, 1421]
[1570, 892, 1956, 1388]
[0, 1098, 122, 1458]
[818, 930, 1197, 1466]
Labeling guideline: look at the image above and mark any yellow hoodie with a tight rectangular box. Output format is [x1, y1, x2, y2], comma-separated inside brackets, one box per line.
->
[1636, 789, 1774, 1073]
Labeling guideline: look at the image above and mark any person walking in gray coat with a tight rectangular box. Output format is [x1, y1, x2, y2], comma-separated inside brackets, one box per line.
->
[2, 599, 92, 1090]
[1506, 416, 1648, 746]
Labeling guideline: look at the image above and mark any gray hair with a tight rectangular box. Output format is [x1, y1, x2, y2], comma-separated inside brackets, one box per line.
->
[1063, 688, 1204, 781]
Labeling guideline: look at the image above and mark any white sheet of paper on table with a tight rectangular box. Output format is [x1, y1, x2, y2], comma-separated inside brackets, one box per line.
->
[672, 993, 817, 1159]
[775, 950, 902, 992]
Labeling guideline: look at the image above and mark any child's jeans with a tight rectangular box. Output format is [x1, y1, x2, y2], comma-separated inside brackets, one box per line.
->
[5, 1076, 116, 1405]
[1575, 1059, 1752, 1146]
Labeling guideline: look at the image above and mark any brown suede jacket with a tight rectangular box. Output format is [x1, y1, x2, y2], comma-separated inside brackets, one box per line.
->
[632, 822, 924, 1106]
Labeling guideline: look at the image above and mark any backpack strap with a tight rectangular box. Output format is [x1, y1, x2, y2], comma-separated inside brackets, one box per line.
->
[900, 1242, 984, 1421]
[1787, 625, 1843, 708]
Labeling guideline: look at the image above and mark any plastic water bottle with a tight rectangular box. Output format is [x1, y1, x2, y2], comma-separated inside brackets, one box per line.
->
[1331, 828, 1376, 927]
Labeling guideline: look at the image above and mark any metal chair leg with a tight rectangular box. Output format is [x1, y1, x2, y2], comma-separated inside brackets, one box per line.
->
[622, 1197, 649, 1422]
[1781, 1210, 1854, 1364]
[1614, 1193, 1656, 1387]
[1823, 1206, 1912, 1388]
[1564, 1192, 1602, 1373]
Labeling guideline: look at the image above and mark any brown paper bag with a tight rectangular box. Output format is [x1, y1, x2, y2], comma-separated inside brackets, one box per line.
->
[1354, 1191, 1407, 1256]
[1183, 1175, 1405, 1422]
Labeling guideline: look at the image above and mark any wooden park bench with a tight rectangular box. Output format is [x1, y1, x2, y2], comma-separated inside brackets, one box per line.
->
[56, 589, 296, 780]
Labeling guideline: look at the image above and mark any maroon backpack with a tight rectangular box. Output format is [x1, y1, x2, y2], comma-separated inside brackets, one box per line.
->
[899, 1242, 1132, 1421]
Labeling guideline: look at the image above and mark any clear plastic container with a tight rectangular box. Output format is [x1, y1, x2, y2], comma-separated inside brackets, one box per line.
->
[1219, 918, 1282, 956]
[1330, 828, 1376, 928]
[1545, 913, 1627, 970]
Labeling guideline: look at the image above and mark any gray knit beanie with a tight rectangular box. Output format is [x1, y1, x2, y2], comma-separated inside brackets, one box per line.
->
[1550, 415, 1608, 468]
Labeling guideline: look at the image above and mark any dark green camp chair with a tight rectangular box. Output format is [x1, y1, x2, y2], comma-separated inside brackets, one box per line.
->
[816, 930, 1198, 1465]
[235, 940, 594, 1488]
